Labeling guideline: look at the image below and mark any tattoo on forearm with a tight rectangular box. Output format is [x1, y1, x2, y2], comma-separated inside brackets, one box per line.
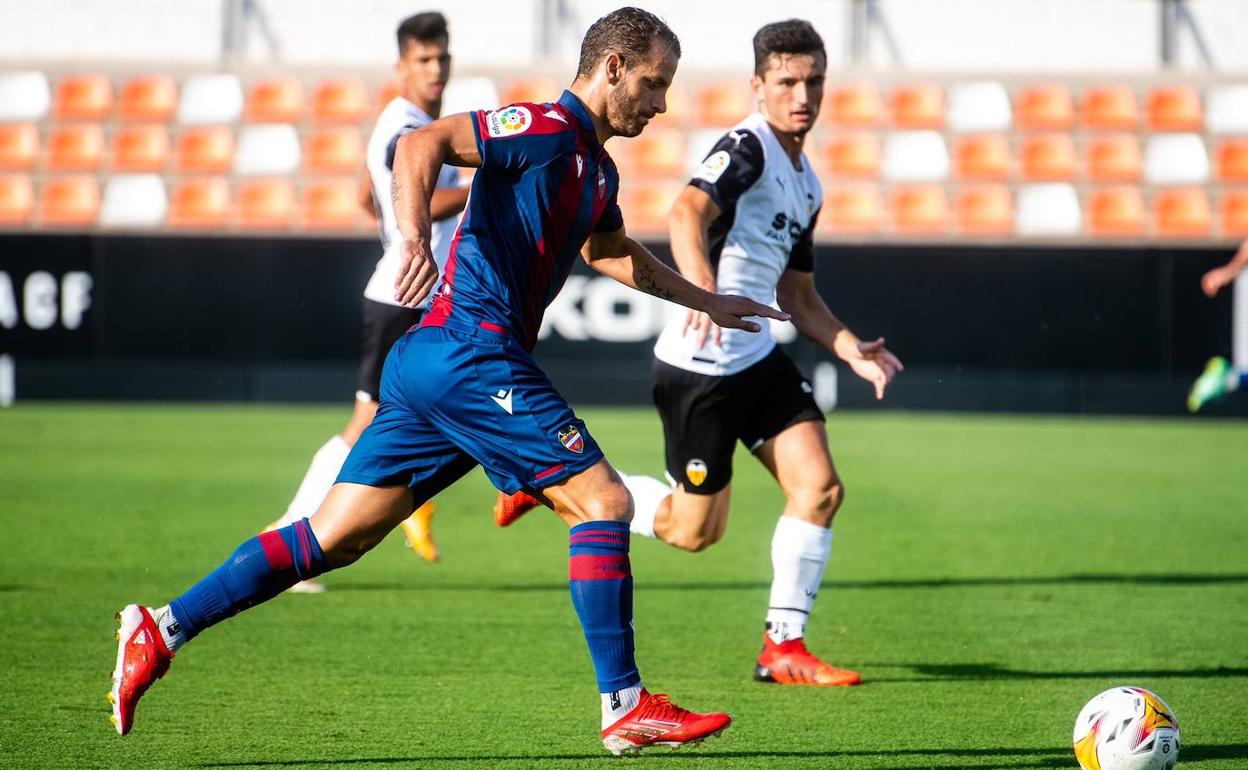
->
[636, 263, 677, 301]
[390, 174, 401, 204]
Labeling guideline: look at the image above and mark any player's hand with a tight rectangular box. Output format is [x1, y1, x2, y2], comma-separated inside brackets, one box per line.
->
[394, 238, 440, 308]
[703, 293, 789, 333]
[1202, 266, 1235, 298]
[682, 303, 722, 349]
[844, 337, 905, 400]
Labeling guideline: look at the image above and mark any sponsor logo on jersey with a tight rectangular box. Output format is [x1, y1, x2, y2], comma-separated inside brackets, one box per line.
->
[558, 424, 585, 454]
[486, 105, 531, 137]
[685, 458, 708, 486]
[490, 387, 514, 415]
[693, 150, 731, 184]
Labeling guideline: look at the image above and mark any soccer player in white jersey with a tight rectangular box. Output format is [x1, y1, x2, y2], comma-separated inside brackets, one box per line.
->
[1188, 237, 1248, 412]
[495, 19, 902, 686]
[266, 12, 469, 588]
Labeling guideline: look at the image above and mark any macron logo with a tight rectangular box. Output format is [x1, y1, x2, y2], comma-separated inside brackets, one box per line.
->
[491, 388, 514, 415]
[575, 154, 584, 178]
[544, 110, 567, 124]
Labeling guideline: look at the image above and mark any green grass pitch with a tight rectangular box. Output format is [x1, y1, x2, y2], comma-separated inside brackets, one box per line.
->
[1, 404, 1246, 769]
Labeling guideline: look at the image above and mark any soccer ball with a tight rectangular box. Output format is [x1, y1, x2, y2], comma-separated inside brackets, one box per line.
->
[1073, 686, 1180, 770]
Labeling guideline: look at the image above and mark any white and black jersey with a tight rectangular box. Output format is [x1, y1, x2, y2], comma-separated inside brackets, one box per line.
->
[652, 112, 821, 376]
[362, 97, 462, 310]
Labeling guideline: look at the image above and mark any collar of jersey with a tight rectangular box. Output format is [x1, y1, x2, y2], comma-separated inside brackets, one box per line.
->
[556, 90, 601, 152]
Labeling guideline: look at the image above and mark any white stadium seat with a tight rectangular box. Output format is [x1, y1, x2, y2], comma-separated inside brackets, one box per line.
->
[234, 124, 301, 175]
[99, 174, 168, 228]
[1015, 183, 1081, 236]
[1144, 133, 1210, 185]
[947, 81, 1012, 133]
[882, 130, 950, 182]
[0, 71, 51, 121]
[1205, 84, 1248, 135]
[176, 73, 244, 124]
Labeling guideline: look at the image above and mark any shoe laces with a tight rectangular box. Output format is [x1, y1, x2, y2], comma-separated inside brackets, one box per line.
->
[640, 692, 692, 722]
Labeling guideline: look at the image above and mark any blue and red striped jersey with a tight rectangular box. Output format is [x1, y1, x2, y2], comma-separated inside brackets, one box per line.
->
[421, 90, 624, 350]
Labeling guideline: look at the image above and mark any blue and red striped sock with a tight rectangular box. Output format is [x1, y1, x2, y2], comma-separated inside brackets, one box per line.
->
[568, 520, 641, 693]
[168, 518, 327, 643]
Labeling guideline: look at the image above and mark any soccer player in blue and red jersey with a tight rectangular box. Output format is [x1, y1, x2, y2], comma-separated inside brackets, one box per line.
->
[110, 7, 786, 756]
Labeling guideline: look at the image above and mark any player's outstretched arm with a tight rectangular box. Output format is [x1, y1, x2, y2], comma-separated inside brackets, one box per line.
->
[1202, 238, 1248, 298]
[583, 227, 788, 333]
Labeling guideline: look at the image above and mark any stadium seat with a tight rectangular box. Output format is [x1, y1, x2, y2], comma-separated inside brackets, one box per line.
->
[947, 81, 1012, 132]
[168, 177, 230, 228]
[0, 71, 51, 121]
[118, 75, 177, 122]
[311, 77, 369, 123]
[1153, 187, 1211, 237]
[46, 124, 104, 171]
[1221, 191, 1248, 236]
[247, 76, 305, 122]
[649, 81, 691, 128]
[0, 124, 39, 170]
[1214, 138, 1248, 182]
[176, 126, 235, 173]
[99, 174, 167, 228]
[882, 131, 949, 182]
[53, 74, 112, 120]
[1143, 134, 1209, 185]
[1205, 84, 1248, 135]
[826, 83, 882, 127]
[0, 175, 34, 225]
[1085, 186, 1145, 236]
[500, 77, 560, 107]
[302, 178, 363, 229]
[37, 175, 100, 226]
[1081, 85, 1139, 131]
[176, 73, 243, 124]
[1146, 85, 1203, 132]
[890, 184, 948, 234]
[1086, 134, 1142, 182]
[375, 80, 401, 111]
[111, 125, 170, 172]
[1016, 183, 1081, 236]
[819, 184, 883, 234]
[1020, 134, 1077, 181]
[237, 178, 296, 228]
[1014, 84, 1074, 130]
[234, 124, 301, 175]
[695, 81, 752, 128]
[954, 185, 1013, 235]
[625, 129, 686, 177]
[951, 134, 1011, 180]
[820, 133, 881, 178]
[889, 82, 944, 129]
[304, 127, 364, 174]
[616, 179, 683, 236]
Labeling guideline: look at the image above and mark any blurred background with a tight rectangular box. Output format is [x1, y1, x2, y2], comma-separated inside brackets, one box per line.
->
[2, 0, 1247, 415]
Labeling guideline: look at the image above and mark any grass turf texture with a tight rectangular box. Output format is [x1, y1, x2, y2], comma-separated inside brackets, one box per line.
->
[1, 404, 1246, 769]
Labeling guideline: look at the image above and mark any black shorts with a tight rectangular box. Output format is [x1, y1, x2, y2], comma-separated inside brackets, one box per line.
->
[652, 346, 824, 495]
[355, 299, 423, 401]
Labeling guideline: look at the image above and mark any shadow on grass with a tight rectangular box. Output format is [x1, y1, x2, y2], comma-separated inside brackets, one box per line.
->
[196, 743, 1248, 768]
[869, 662, 1248, 683]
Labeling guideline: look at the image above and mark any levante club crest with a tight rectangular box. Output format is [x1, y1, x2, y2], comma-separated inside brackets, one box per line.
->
[558, 425, 584, 454]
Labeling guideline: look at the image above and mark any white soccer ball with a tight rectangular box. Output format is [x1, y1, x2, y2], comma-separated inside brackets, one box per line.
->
[1073, 686, 1180, 770]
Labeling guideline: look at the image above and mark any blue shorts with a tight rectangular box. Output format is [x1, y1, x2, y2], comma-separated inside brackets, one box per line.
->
[338, 323, 604, 498]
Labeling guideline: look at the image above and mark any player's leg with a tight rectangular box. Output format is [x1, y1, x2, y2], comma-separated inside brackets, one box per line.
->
[1188, 356, 1247, 412]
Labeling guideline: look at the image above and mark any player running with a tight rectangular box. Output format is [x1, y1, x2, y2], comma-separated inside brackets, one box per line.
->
[111, 7, 786, 755]
[1188, 238, 1248, 412]
[495, 19, 902, 688]
[264, 12, 468, 589]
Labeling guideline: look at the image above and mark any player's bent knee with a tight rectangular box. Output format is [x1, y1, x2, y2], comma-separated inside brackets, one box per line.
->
[790, 478, 845, 526]
[581, 481, 633, 524]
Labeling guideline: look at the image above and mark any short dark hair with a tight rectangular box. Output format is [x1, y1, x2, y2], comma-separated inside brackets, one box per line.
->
[576, 7, 680, 78]
[752, 19, 825, 77]
[396, 11, 448, 54]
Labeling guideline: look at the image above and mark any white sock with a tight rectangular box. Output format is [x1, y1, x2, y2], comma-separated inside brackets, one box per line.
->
[274, 435, 351, 528]
[621, 473, 669, 539]
[153, 604, 187, 653]
[765, 516, 833, 644]
[601, 684, 643, 729]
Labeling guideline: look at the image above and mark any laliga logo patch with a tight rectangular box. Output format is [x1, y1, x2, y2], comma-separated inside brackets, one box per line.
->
[693, 150, 731, 184]
[487, 105, 532, 137]
[685, 458, 708, 487]
[558, 424, 585, 454]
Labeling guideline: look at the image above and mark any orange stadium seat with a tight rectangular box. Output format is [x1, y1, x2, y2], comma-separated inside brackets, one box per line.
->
[650, 82, 691, 128]
[617, 180, 683, 236]
[302, 178, 362, 229]
[304, 127, 364, 174]
[820, 133, 881, 178]
[1020, 134, 1076, 181]
[38, 175, 100, 226]
[826, 83, 882, 127]
[889, 83, 944, 129]
[111, 125, 170, 172]
[954, 185, 1013, 235]
[696, 81, 752, 128]
[1086, 134, 1142, 182]
[1014, 84, 1074, 130]
[118, 75, 177, 122]
[820, 185, 883, 234]
[952, 134, 1010, 180]
[237, 178, 296, 228]
[0, 175, 34, 224]
[176, 126, 234, 173]
[54, 74, 113, 120]
[1153, 188, 1211, 237]
[625, 129, 685, 177]
[46, 124, 104, 171]
[1081, 85, 1139, 131]
[1147, 85, 1203, 132]
[246, 77, 305, 122]
[500, 78, 559, 107]
[311, 78, 369, 123]
[1221, 191, 1248, 236]
[1214, 138, 1248, 182]
[1085, 186, 1145, 236]
[0, 124, 39, 170]
[890, 184, 948, 234]
[168, 177, 231, 228]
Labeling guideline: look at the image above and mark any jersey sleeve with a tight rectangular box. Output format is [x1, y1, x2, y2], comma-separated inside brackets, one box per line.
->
[786, 207, 819, 272]
[594, 192, 624, 233]
[472, 103, 568, 173]
[688, 129, 765, 212]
